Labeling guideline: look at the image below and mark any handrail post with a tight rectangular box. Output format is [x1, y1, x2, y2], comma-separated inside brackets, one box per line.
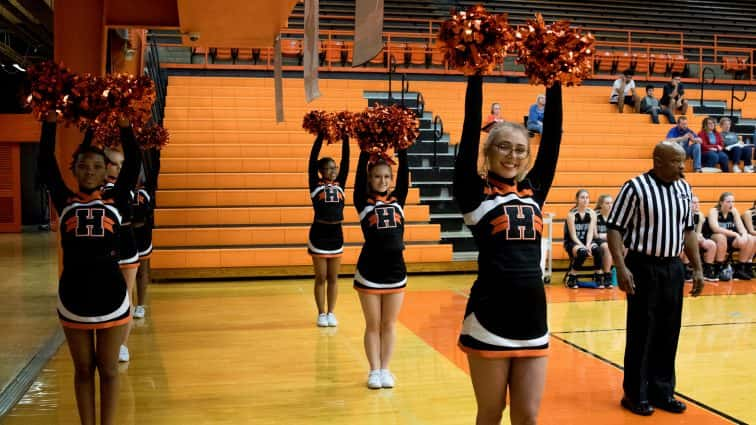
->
[699, 67, 715, 108]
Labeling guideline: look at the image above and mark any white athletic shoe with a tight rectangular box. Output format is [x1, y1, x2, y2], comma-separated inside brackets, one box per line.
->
[133, 305, 145, 319]
[326, 312, 338, 327]
[316, 313, 328, 327]
[701, 167, 722, 173]
[367, 370, 382, 389]
[119, 345, 130, 362]
[745, 165, 754, 173]
[380, 369, 395, 388]
[733, 165, 742, 173]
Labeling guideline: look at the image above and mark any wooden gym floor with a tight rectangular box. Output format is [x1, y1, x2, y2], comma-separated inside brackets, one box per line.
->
[0, 232, 754, 424]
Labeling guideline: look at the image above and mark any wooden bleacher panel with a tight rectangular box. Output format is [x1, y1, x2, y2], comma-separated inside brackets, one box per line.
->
[156, 76, 756, 276]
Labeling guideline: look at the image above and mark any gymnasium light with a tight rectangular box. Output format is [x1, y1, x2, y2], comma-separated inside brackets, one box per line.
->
[12, 63, 26, 72]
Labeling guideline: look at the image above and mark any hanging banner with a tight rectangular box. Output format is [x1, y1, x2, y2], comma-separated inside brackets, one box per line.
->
[304, 0, 321, 102]
[352, 0, 384, 66]
[274, 36, 284, 122]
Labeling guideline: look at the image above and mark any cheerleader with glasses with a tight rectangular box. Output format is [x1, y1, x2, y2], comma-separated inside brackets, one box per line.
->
[453, 74, 563, 425]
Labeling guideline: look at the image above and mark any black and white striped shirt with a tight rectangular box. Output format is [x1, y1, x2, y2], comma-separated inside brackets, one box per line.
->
[607, 171, 694, 258]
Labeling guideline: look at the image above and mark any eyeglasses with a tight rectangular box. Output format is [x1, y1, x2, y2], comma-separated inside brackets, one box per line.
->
[491, 143, 529, 158]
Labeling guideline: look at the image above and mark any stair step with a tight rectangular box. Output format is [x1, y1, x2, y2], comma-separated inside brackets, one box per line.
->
[156, 188, 420, 208]
[152, 243, 453, 269]
[154, 205, 431, 227]
[154, 224, 441, 247]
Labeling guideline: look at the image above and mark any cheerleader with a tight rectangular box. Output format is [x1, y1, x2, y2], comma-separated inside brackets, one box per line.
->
[353, 146, 408, 389]
[133, 148, 160, 320]
[703, 192, 754, 280]
[564, 189, 611, 288]
[38, 112, 137, 425]
[102, 147, 139, 362]
[308, 134, 349, 327]
[453, 75, 562, 425]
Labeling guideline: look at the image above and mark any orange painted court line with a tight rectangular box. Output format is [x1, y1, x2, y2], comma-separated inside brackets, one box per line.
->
[399, 290, 732, 424]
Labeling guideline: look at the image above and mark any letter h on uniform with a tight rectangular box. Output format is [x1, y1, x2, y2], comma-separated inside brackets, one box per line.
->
[503, 205, 536, 240]
[75, 208, 106, 237]
[324, 187, 340, 203]
[375, 206, 398, 229]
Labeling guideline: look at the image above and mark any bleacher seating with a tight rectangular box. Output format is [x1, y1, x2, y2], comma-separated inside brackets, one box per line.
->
[153, 75, 756, 278]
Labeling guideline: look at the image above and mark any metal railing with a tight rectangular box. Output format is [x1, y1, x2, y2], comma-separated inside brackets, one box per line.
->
[146, 39, 167, 125]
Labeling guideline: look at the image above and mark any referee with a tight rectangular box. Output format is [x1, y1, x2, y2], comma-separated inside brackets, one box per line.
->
[607, 141, 704, 416]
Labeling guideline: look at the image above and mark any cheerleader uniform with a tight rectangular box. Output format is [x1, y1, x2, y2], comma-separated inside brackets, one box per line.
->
[38, 122, 139, 329]
[102, 180, 139, 269]
[307, 135, 350, 257]
[133, 148, 160, 259]
[352, 149, 409, 294]
[454, 75, 562, 358]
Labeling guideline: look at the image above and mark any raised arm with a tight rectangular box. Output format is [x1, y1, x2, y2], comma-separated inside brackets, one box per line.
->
[113, 121, 140, 201]
[452, 75, 485, 213]
[392, 149, 409, 207]
[353, 151, 369, 212]
[336, 135, 350, 188]
[525, 83, 563, 206]
[37, 113, 73, 213]
[142, 148, 160, 201]
[308, 134, 324, 191]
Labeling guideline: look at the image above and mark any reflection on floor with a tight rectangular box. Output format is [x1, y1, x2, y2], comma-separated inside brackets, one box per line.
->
[1, 266, 753, 424]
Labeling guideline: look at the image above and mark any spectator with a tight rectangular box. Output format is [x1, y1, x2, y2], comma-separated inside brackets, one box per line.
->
[681, 196, 719, 282]
[665, 116, 703, 172]
[661, 73, 688, 115]
[564, 189, 612, 289]
[640, 85, 675, 124]
[527, 94, 546, 134]
[609, 69, 639, 113]
[702, 192, 754, 280]
[698, 117, 729, 172]
[742, 201, 756, 237]
[482, 102, 503, 132]
[720, 117, 754, 173]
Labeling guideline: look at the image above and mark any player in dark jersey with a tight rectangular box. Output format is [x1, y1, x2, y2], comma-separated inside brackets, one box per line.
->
[680, 196, 718, 281]
[594, 194, 619, 284]
[353, 144, 408, 389]
[564, 189, 612, 288]
[453, 75, 562, 425]
[703, 192, 754, 280]
[308, 134, 349, 327]
[742, 200, 756, 278]
[38, 111, 138, 425]
[102, 147, 139, 362]
[134, 147, 160, 320]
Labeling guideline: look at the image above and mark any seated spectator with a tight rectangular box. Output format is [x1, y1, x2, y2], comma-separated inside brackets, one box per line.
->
[665, 116, 703, 172]
[703, 192, 754, 280]
[681, 196, 719, 281]
[563, 190, 612, 289]
[661, 73, 688, 115]
[742, 201, 756, 237]
[527, 95, 545, 134]
[698, 117, 730, 172]
[482, 102, 503, 132]
[720, 117, 754, 173]
[640, 85, 675, 124]
[593, 194, 616, 285]
[609, 69, 639, 113]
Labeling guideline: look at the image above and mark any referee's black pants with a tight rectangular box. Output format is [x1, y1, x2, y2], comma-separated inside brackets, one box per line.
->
[623, 251, 685, 403]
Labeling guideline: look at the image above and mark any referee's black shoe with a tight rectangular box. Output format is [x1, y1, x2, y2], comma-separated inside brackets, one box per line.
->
[649, 397, 686, 414]
[621, 397, 654, 416]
